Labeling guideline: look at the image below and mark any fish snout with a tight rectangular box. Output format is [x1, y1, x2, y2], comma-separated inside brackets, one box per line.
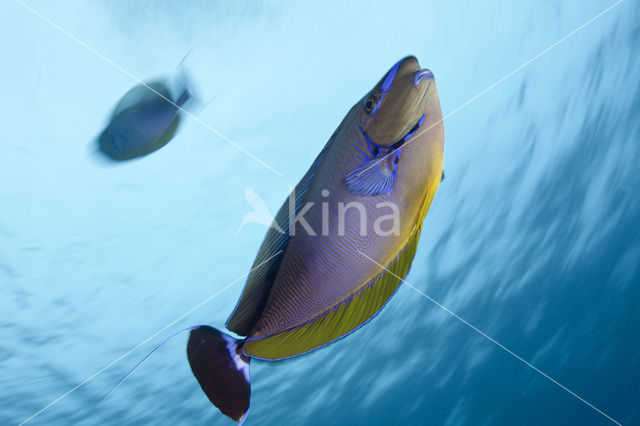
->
[395, 56, 422, 77]
[414, 69, 434, 86]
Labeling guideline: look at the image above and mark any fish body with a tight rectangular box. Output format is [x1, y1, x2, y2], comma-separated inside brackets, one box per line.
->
[97, 81, 191, 161]
[187, 56, 444, 423]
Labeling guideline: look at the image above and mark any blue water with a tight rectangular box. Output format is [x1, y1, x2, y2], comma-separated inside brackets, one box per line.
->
[1, 1, 639, 425]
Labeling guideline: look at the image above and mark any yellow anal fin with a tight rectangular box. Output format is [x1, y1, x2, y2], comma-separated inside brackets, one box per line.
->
[243, 224, 422, 360]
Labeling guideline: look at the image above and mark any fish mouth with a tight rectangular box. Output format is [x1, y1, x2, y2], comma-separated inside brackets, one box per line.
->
[414, 69, 434, 86]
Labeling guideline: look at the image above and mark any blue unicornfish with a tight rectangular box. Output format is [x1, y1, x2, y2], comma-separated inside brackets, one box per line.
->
[97, 79, 192, 161]
[187, 56, 445, 423]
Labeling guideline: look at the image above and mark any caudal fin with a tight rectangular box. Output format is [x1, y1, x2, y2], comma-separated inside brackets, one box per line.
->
[187, 326, 251, 423]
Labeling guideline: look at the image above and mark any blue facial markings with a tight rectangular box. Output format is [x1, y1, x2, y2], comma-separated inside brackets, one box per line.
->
[347, 59, 428, 196]
[369, 94, 384, 118]
[402, 114, 425, 142]
[347, 111, 425, 196]
[364, 60, 401, 119]
[357, 113, 425, 162]
[380, 60, 401, 94]
[358, 125, 379, 156]
[344, 124, 402, 196]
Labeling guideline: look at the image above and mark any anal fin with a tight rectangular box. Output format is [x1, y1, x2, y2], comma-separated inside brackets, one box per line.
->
[243, 224, 422, 360]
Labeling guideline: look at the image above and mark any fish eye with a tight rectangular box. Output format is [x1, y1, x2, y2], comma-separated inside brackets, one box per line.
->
[364, 95, 377, 114]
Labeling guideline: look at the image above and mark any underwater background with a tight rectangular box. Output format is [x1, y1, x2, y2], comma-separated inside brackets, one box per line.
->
[1, 0, 639, 425]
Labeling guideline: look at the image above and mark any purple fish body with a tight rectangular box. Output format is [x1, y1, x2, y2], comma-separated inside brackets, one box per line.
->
[186, 56, 445, 423]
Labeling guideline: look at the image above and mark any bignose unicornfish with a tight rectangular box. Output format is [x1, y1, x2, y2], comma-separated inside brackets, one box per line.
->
[187, 56, 445, 423]
[97, 78, 192, 161]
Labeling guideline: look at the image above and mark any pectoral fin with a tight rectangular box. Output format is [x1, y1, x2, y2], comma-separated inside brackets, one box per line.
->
[343, 151, 400, 196]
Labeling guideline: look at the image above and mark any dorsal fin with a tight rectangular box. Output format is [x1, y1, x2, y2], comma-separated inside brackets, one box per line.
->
[242, 221, 423, 360]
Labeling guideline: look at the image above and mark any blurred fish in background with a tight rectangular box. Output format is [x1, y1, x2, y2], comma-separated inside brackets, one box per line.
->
[96, 58, 197, 161]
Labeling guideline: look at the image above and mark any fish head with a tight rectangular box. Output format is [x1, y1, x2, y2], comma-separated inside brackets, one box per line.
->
[343, 56, 444, 201]
[358, 56, 441, 149]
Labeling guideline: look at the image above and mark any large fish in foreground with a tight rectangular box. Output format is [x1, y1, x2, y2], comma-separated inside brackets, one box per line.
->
[97, 79, 192, 161]
[187, 56, 444, 423]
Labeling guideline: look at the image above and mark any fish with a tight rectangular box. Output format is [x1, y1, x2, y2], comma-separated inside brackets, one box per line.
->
[187, 56, 444, 423]
[97, 79, 192, 161]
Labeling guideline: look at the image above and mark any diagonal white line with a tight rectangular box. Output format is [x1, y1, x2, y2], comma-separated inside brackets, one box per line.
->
[355, 0, 626, 177]
[13, 0, 283, 177]
[357, 251, 622, 426]
[17, 250, 283, 426]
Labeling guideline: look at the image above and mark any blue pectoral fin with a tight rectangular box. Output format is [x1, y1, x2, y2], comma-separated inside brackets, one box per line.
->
[343, 153, 398, 196]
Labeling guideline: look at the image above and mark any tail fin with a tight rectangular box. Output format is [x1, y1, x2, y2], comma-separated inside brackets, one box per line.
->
[187, 326, 251, 424]
[174, 63, 196, 109]
[175, 87, 192, 108]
